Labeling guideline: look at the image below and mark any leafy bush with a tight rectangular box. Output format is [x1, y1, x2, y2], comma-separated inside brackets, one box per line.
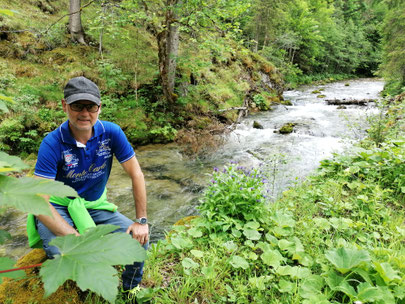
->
[198, 163, 269, 228]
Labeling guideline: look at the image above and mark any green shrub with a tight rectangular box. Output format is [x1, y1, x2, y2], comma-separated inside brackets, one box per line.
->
[198, 163, 269, 231]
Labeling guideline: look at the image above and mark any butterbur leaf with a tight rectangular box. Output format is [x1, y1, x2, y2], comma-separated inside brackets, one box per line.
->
[0, 257, 25, 283]
[187, 227, 203, 238]
[325, 247, 370, 274]
[243, 228, 261, 240]
[223, 241, 238, 252]
[356, 282, 381, 302]
[182, 258, 199, 269]
[0, 100, 8, 113]
[325, 270, 356, 298]
[170, 235, 193, 250]
[373, 261, 400, 284]
[0, 151, 29, 172]
[0, 176, 77, 216]
[40, 225, 146, 303]
[278, 279, 294, 293]
[299, 275, 325, 299]
[201, 266, 216, 279]
[0, 230, 11, 245]
[190, 250, 204, 258]
[229, 255, 249, 270]
[261, 249, 284, 268]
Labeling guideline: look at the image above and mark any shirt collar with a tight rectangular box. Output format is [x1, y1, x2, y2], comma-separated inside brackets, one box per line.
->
[59, 120, 105, 145]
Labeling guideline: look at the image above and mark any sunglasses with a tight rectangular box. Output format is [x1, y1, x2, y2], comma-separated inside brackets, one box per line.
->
[69, 103, 100, 113]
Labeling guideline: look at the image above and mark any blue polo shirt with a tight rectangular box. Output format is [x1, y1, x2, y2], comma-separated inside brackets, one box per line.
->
[34, 120, 135, 201]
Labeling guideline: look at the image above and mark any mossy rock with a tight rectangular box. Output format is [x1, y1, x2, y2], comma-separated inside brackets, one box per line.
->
[311, 90, 321, 94]
[317, 95, 326, 98]
[253, 121, 264, 129]
[344, 83, 350, 86]
[280, 99, 292, 106]
[279, 123, 296, 134]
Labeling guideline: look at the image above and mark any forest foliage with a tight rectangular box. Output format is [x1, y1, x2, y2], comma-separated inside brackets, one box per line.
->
[0, 1, 405, 303]
[0, 0, 403, 156]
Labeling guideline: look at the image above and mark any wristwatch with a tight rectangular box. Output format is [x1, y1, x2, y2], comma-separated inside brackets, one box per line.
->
[135, 217, 148, 225]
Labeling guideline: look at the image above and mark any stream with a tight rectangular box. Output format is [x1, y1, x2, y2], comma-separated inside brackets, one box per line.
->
[0, 78, 384, 260]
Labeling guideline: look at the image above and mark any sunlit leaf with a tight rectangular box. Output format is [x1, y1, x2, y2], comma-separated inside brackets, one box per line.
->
[271, 211, 296, 228]
[373, 261, 400, 284]
[40, 225, 146, 303]
[278, 279, 294, 293]
[170, 235, 194, 250]
[243, 228, 261, 240]
[325, 270, 356, 297]
[325, 247, 370, 274]
[223, 241, 238, 252]
[0, 257, 25, 283]
[249, 276, 270, 291]
[261, 248, 284, 268]
[187, 227, 203, 238]
[201, 266, 216, 279]
[356, 282, 382, 302]
[229, 255, 249, 270]
[182, 258, 199, 269]
[0, 100, 8, 113]
[190, 250, 204, 259]
[0, 176, 77, 216]
[299, 275, 325, 299]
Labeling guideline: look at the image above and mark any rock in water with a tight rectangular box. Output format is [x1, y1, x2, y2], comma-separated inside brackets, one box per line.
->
[253, 121, 264, 129]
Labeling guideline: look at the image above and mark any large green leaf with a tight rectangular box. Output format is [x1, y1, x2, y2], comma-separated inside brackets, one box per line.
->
[373, 261, 401, 284]
[325, 247, 370, 274]
[40, 225, 146, 303]
[261, 248, 285, 268]
[243, 228, 261, 240]
[0, 257, 25, 283]
[325, 270, 356, 298]
[229, 255, 249, 270]
[356, 282, 382, 302]
[299, 274, 325, 299]
[0, 100, 8, 113]
[0, 176, 77, 216]
[0, 151, 29, 172]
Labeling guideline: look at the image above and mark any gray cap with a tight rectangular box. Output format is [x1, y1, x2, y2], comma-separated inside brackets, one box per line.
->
[64, 76, 101, 105]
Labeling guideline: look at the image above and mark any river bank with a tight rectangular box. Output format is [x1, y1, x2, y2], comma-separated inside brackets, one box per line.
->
[0, 78, 384, 259]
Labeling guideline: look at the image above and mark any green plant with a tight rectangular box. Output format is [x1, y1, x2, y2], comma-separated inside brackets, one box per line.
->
[198, 163, 269, 230]
[0, 152, 147, 303]
[150, 124, 178, 142]
[253, 94, 268, 110]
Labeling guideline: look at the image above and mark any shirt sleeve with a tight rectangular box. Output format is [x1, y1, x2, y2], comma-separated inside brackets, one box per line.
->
[110, 123, 135, 163]
[34, 138, 59, 179]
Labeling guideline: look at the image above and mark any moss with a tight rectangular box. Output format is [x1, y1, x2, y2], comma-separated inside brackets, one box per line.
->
[279, 123, 296, 134]
[312, 90, 321, 94]
[317, 94, 326, 98]
[0, 249, 86, 304]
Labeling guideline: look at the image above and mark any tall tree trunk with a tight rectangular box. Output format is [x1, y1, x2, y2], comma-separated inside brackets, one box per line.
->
[157, 0, 180, 105]
[69, 0, 86, 44]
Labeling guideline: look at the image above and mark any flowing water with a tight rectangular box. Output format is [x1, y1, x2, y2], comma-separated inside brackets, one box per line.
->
[0, 78, 384, 260]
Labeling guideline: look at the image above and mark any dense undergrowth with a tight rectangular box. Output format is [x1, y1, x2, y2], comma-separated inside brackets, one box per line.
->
[122, 97, 405, 303]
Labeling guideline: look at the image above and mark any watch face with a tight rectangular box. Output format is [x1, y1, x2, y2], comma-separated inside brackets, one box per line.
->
[139, 218, 147, 224]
